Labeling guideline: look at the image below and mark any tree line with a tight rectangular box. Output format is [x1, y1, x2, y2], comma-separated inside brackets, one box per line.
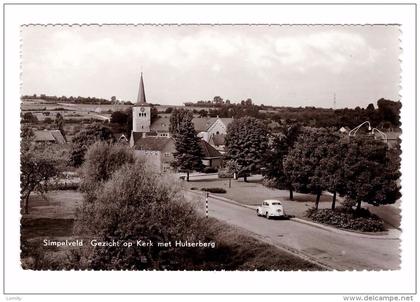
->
[184, 97, 401, 130]
[225, 117, 401, 213]
[21, 94, 133, 105]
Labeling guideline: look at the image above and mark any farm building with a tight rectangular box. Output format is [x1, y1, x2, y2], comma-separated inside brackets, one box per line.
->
[33, 130, 66, 144]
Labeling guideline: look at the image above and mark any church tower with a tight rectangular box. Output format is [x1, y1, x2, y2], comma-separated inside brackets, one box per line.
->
[132, 72, 151, 136]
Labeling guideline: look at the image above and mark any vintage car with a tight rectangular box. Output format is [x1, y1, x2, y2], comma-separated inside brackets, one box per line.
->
[256, 199, 286, 219]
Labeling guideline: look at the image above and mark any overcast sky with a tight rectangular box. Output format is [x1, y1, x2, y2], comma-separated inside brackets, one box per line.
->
[21, 25, 400, 108]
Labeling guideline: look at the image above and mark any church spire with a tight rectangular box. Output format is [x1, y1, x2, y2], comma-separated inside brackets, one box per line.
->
[137, 72, 147, 104]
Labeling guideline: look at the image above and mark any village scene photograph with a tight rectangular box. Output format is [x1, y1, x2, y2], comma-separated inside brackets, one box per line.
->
[20, 25, 402, 271]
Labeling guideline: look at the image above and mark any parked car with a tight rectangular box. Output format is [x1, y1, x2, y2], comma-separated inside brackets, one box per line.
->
[257, 200, 286, 219]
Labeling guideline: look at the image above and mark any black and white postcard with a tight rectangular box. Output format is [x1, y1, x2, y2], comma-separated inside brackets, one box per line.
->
[2, 2, 417, 300]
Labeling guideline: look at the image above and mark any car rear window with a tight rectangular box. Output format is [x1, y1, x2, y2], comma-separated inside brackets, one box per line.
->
[271, 202, 282, 205]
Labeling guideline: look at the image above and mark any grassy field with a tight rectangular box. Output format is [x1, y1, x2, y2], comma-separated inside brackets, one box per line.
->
[21, 190, 83, 269]
[21, 189, 322, 270]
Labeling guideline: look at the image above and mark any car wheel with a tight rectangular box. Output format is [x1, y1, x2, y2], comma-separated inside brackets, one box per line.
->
[266, 212, 270, 219]
[256, 209, 260, 216]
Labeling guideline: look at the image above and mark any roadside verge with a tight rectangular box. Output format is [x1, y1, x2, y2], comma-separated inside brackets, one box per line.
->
[186, 189, 401, 240]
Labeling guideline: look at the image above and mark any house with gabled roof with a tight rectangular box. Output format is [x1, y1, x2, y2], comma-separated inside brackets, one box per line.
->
[33, 129, 66, 144]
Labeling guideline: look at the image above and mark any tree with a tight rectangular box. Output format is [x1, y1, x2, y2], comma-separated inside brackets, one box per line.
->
[172, 119, 204, 181]
[377, 98, 401, 127]
[283, 128, 341, 209]
[213, 96, 224, 105]
[263, 124, 301, 200]
[110, 111, 128, 125]
[22, 112, 38, 123]
[74, 161, 206, 270]
[311, 131, 346, 210]
[366, 103, 375, 111]
[317, 134, 347, 210]
[169, 109, 193, 136]
[225, 117, 269, 182]
[55, 113, 65, 137]
[20, 134, 59, 214]
[125, 107, 133, 135]
[343, 135, 401, 212]
[79, 141, 135, 202]
[69, 123, 115, 167]
[151, 106, 159, 123]
[198, 109, 208, 118]
[283, 129, 321, 208]
[21, 125, 34, 147]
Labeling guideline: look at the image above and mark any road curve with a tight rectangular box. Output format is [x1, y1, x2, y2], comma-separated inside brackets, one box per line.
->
[184, 191, 400, 271]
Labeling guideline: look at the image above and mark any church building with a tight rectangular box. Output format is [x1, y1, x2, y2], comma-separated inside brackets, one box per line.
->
[129, 73, 223, 173]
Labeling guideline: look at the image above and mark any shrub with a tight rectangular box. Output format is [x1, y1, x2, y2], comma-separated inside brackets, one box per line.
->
[79, 141, 135, 202]
[218, 169, 233, 178]
[48, 182, 80, 190]
[74, 162, 214, 270]
[69, 123, 115, 167]
[22, 112, 38, 123]
[200, 187, 227, 194]
[203, 167, 218, 173]
[306, 207, 385, 232]
[262, 178, 278, 188]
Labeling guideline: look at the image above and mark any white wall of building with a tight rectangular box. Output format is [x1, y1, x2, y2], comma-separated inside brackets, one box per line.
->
[133, 106, 151, 133]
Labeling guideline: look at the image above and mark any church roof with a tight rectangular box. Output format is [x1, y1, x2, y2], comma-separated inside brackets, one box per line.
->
[136, 72, 147, 105]
[192, 117, 217, 132]
[218, 117, 234, 128]
[150, 117, 171, 132]
[199, 139, 222, 158]
[192, 117, 234, 132]
[133, 137, 174, 151]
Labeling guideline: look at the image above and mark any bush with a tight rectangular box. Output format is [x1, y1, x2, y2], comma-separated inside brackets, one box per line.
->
[203, 167, 218, 173]
[200, 187, 227, 194]
[262, 178, 278, 188]
[22, 112, 38, 123]
[48, 182, 79, 190]
[110, 111, 128, 125]
[218, 169, 233, 178]
[69, 123, 115, 167]
[74, 162, 214, 270]
[306, 207, 385, 232]
[79, 141, 135, 202]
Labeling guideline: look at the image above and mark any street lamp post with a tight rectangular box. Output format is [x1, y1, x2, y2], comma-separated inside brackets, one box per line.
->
[348, 121, 372, 137]
[348, 121, 388, 143]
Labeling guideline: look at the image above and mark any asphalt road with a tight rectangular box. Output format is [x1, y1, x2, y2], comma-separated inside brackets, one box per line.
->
[185, 191, 400, 271]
